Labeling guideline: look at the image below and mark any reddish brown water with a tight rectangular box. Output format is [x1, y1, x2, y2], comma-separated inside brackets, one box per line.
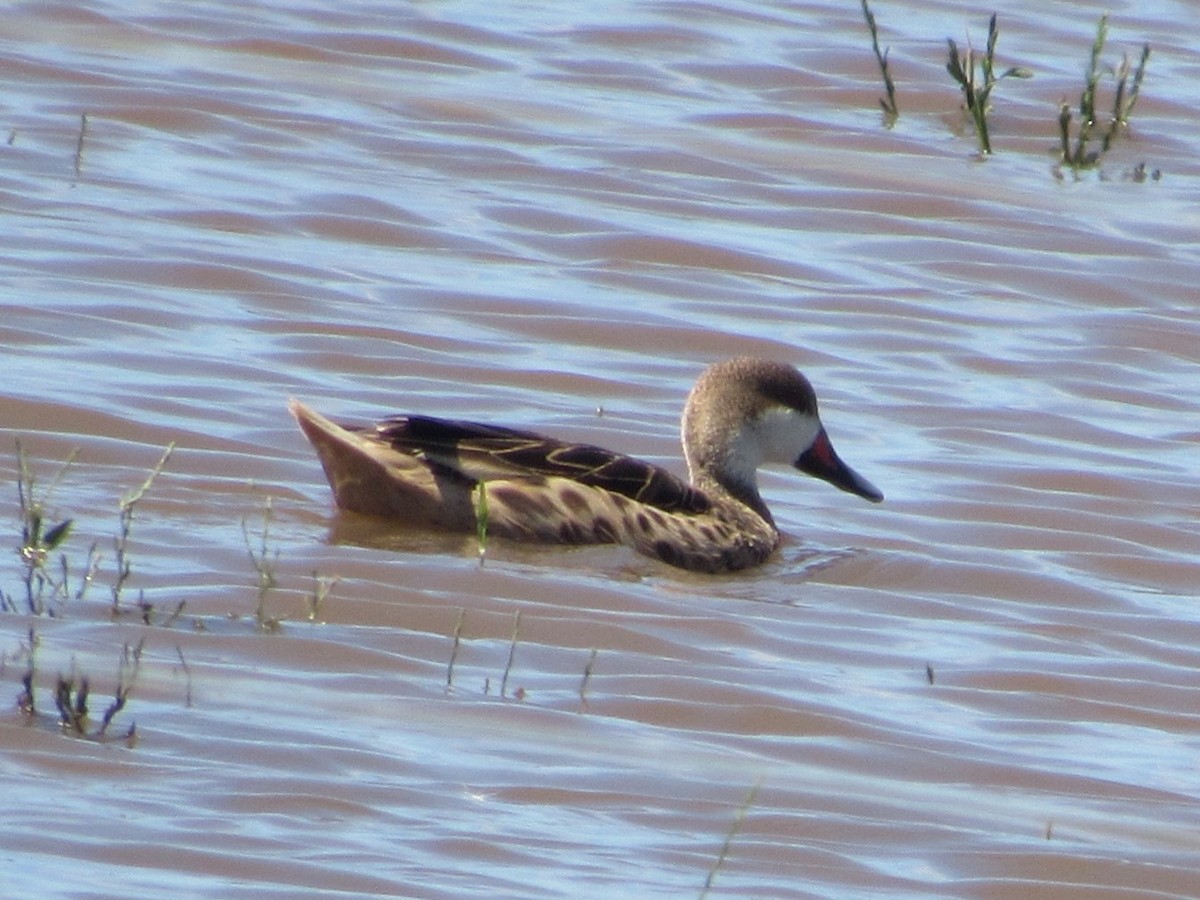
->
[3, 1, 1199, 896]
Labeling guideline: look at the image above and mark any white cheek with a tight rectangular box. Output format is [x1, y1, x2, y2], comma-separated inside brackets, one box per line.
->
[756, 407, 820, 464]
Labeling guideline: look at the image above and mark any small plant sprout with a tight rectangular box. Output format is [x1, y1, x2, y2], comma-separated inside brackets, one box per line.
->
[861, 0, 898, 120]
[473, 482, 490, 564]
[97, 638, 143, 741]
[945, 14, 1032, 154]
[306, 570, 338, 622]
[700, 779, 763, 899]
[446, 607, 466, 691]
[243, 496, 281, 631]
[17, 627, 39, 715]
[175, 644, 193, 708]
[10, 442, 97, 616]
[55, 662, 90, 735]
[1058, 14, 1151, 170]
[46, 638, 143, 741]
[500, 609, 521, 699]
[579, 647, 598, 710]
[72, 112, 89, 180]
[110, 443, 175, 616]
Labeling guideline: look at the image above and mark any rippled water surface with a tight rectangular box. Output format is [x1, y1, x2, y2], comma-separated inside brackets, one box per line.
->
[3, 0, 1199, 896]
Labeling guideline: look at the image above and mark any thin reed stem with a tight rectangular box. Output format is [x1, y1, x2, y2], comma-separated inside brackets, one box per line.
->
[500, 609, 521, 698]
[861, 0, 898, 119]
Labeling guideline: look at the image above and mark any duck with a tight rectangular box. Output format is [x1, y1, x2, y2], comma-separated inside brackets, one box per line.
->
[289, 357, 882, 573]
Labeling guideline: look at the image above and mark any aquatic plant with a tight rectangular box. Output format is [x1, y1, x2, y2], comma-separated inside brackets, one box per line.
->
[499, 609, 521, 699]
[72, 112, 89, 180]
[861, 0, 898, 120]
[7, 443, 98, 616]
[473, 482, 490, 564]
[945, 14, 1032, 154]
[52, 638, 143, 741]
[111, 443, 175, 616]
[1058, 14, 1151, 170]
[15, 625, 142, 743]
[446, 607, 467, 691]
[700, 779, 763, 899]
[305, 570, 338, 623]
[16, 627, 39, 715]
[242, 495, 282, 631]
[444, 607, 528, 700]
[579, 647, 598, 709]
[175, 644, 193, 708]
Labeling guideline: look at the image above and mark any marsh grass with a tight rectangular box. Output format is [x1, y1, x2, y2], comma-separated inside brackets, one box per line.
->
[53, 638, 143, 742]
[175, 643, 193, 708]
[579, 647, 598, 709]
[1058, 14, 1151, 170]
[16, 627, 38, 715]
[444, 608, 528, 699]
[499, 609, 521, 698]
[17, 629, 143, 743]
[111, 443, 175, 616]
[473, 482, 490, 565]
[97, 638, 143, 740]
[240, 499, 339, 629]
[945, 14, 1033, 155]
[243, 495, 282, 631]
[305, 570, 338, 623]
[700, 780, 763, 899]
[7, 442, 99, 617]
[860, 0, 898, 120]
[446, 607, 467, 690]
[72, 112, 89, 180]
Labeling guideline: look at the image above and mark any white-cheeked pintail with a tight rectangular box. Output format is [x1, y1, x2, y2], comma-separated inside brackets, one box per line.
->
[290, 357, 882, 572]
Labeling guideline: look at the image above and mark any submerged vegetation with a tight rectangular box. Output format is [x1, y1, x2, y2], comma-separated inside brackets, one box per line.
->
[52, 639, 144, 742]
[8, 443, 96, 617]
[14, 622, 143, 744]
[5, 444, 171, 739]
[243, 495, 282, 631]
[859, 5, 1152, 168]
[473, 481, 490, 564]
[110, 442, 174, 617]
[4, 443, 335, 740]
[6, 442, 602, 748]
[860, 0, 898, 121]
[1057, 13, 1151, 171]
[700, 779, 763, 899]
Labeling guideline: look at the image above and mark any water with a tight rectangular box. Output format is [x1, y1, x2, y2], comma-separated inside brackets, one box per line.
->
[3, 1, 1199, 896]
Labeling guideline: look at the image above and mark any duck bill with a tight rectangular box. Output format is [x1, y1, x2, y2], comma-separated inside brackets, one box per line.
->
[795, 428, 883, 503]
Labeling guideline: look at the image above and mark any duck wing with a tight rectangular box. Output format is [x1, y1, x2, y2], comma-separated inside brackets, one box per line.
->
[376, 415, 710, 514]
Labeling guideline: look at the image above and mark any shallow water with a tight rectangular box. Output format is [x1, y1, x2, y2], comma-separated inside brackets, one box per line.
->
[3, 0, 1199, 896]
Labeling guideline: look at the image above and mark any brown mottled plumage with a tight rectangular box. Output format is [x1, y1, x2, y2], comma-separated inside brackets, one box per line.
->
[290, 358, 882, 572]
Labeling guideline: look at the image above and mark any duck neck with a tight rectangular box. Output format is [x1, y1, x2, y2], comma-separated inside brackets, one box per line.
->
[695, 472, 775, 529]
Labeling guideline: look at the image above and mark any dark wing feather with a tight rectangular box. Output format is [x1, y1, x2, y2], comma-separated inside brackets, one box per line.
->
[376, 415, 710, 514]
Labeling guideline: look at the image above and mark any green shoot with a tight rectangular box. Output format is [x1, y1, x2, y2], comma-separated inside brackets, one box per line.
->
[446, 607, 466, 691]
[243, 495, 281, 631]
[473, 482, 490, 564]
[306, 570, 338, 622]
[96, 638, 143, 740]
[945, 14, 1032, 154]
[12, 442, 83, 615]
[500, 609, 521, 698]
[579, 647, 598, 710]
[111, 443, 175, 616]
[861, 0, 898, 120]
[1059, 15, 1152, 170]
[700, 779, 763, 899]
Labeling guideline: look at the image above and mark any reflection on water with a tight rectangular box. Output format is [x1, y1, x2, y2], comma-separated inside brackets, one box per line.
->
[3, 0, 1199, 896]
